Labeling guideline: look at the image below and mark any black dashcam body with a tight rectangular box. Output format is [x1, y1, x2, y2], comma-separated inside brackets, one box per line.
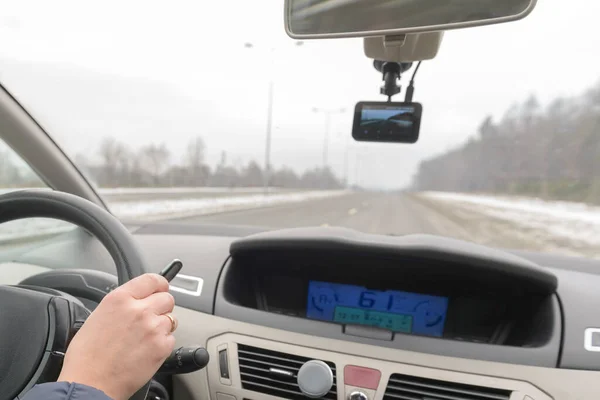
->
[352, 101, 422, 143]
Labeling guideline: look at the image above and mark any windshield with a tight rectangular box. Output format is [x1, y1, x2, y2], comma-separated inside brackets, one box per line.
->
[0, 0, 599, 259]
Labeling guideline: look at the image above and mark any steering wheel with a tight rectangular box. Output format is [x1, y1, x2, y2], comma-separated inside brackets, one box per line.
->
[0, 190, 151, 400]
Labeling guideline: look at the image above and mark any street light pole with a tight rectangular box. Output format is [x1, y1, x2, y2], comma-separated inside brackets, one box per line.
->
[313, 107, 346, 170]
[264, 79, 274, 194]
[244, 41, 303, 195]
[343, 135, 350, 188]
[323, 112, 331, 168]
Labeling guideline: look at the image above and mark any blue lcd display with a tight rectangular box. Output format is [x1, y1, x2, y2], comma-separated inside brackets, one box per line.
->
[306, 281, 448, 337]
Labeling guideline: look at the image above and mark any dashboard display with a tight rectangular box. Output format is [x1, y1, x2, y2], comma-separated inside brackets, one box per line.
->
[306, 281, 449, 337]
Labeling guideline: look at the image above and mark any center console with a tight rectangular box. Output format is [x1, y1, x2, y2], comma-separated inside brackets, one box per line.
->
[204, 333, 553, 400]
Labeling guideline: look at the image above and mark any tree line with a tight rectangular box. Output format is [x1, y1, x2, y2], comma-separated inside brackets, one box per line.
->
[412, 80, 600, 204]
[73, 137, 344, 189]
[0, 136, 344, 189]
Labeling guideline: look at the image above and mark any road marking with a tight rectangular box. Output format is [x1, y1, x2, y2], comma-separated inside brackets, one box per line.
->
[348, 208, 358, 215]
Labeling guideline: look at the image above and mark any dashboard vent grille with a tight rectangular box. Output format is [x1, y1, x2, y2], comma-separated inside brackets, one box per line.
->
[384, 373, 511, 400]
[237, 344, 337, 399]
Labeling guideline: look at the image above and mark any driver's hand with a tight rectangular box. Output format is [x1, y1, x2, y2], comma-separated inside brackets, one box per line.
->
[58, 273, 177, 400]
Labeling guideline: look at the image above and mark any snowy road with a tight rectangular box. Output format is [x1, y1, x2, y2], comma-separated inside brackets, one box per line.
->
[1, 188, 598, 260]
[172, 191, 600, 260]
[181, 192, 600, 258]
[0, 189, 346, 242]
[418, 192, 600, 259]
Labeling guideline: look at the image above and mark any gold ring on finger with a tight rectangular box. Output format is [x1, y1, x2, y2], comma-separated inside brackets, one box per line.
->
[165, 313, 177, 333]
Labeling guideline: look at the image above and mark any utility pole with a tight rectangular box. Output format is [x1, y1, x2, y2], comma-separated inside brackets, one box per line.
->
[344, 136, 350, 188]
[244, 41, 304, 195]
[264, 80, 274, 193]
[312, 107, 346, 170]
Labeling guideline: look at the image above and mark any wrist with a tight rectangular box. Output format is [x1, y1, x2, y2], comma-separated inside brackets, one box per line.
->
[57, 373, 124, 400]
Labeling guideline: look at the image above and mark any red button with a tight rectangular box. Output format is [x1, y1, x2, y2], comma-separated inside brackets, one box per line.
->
[344, 365, 381, 390]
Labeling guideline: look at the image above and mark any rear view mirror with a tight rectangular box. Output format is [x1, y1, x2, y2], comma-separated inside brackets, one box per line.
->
[285, 0, 536, 38]
[352, 102, 422, 144]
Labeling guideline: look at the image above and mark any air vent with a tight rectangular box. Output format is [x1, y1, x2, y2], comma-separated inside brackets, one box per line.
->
[384, 373, 511, 400]
[237, 344, 337, 399]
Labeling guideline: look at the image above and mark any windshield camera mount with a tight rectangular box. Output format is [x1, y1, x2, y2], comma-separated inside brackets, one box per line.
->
[374, 60, 413, 102]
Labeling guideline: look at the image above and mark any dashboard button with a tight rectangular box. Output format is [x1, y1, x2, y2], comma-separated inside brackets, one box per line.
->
[219, 349, 230, 379]
[216, 393, 236, 400]
[348, 391, 368, 400]
[344, 365, 381, 390]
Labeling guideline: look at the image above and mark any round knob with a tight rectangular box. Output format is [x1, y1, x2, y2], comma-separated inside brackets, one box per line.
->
[297, 360, 333, 398]
[348, 391, 369, 400]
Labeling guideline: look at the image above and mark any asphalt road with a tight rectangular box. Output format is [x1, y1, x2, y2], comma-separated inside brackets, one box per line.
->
[176, 192, 598, 259]
[176, 192, 467, 237]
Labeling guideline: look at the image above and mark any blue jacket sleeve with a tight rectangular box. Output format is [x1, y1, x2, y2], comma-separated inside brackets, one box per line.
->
[22, 382, 113, 400]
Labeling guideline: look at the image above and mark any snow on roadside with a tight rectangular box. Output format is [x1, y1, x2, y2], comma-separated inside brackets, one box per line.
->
[110, 190, 347, 220]
[423, 192, 600, 248]
[0, 187, 288, 196]
[98, 187, 289, 195]
[0, 190, 347, 242]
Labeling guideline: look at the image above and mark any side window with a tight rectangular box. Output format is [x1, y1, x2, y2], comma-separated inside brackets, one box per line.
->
[0, 139, 44, 188]
[0, 139, 73, 246]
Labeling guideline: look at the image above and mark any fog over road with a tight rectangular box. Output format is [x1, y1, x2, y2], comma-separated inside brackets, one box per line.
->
[1, 189, 597, 260]
[175, 192, 600, 260]
[175, 192, 450, 235]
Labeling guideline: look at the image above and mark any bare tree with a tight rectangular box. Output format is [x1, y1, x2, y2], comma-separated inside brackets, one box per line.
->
[185, 137, 207, 186]
[271, 167, 300, 188]
[87, 136, 345, 190]
[185, 137, 206, 168]
[242, 161, 263, 187]
[139, 143, 170, 185]
[98, 137, 131, 186]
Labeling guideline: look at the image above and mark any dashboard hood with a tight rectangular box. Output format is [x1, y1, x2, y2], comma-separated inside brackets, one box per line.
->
[230, 227, 558, 294]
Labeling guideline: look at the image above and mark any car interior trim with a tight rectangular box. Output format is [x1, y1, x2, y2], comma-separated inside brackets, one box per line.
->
[172, 305, 600, 400]
[169, 274, 204, 297]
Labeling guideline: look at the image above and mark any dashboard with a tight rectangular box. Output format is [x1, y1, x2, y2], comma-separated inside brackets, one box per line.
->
[220, 232, 558, 361]
[2, 223, 600, 400]
[305, 281, 448, 337]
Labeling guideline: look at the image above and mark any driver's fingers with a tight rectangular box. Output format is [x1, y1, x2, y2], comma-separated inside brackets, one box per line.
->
[121, 273, 169, 299]
[142, 291, 175, 315]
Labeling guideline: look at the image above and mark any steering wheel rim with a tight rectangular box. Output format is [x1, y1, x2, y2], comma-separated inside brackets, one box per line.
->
[0, 189, 147, 283]
[0, 189, 150, 399]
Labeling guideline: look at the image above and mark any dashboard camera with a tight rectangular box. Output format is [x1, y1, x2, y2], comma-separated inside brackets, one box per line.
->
[352, 101, 422, 143]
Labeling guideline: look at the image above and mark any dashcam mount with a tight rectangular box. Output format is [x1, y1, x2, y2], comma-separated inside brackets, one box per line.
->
[373, 60, 413, 102]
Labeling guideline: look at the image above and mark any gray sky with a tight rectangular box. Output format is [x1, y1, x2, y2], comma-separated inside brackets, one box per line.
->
[0, 0, 599, 189]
